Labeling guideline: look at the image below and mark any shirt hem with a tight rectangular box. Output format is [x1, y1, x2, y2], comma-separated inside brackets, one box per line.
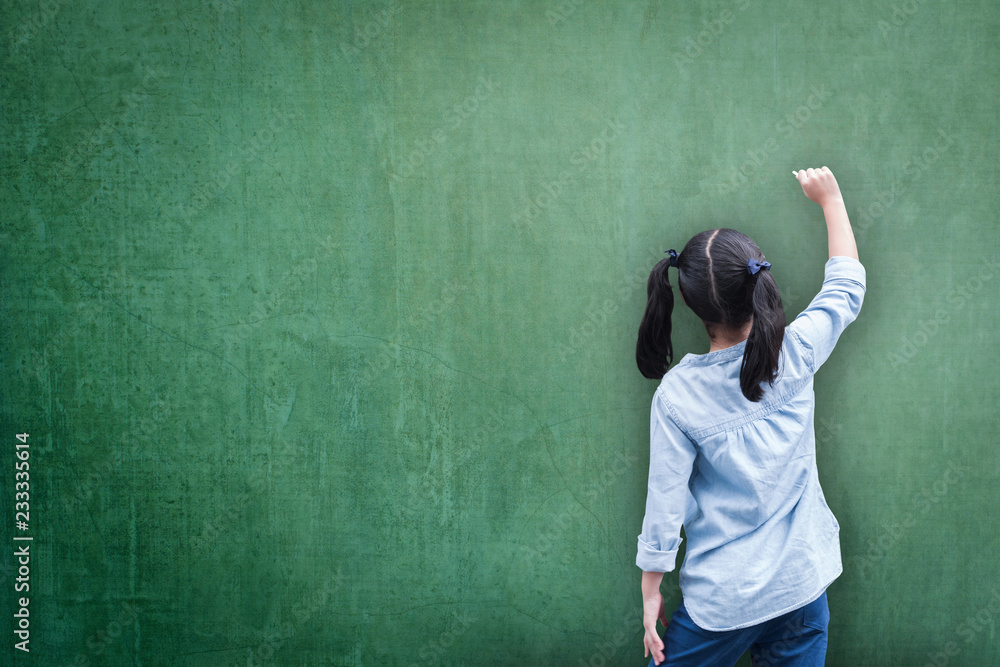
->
[683, 564, 842, 632]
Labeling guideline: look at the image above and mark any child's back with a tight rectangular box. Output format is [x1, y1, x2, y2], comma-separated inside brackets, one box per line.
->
[645, 256, 866, 631]
[636, 167, 865, 666]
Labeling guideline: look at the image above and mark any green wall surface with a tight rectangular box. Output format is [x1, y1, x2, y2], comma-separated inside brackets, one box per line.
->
[2, 1, 998, 665]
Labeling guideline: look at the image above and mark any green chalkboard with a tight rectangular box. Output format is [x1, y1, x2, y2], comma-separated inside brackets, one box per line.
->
[1, 1, 998, 665]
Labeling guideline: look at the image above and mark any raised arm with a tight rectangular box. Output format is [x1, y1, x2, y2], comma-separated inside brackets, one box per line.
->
[793, 167, 859, 261]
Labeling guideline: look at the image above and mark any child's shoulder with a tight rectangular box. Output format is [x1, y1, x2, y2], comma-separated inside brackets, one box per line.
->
[654, 359, 715, 408]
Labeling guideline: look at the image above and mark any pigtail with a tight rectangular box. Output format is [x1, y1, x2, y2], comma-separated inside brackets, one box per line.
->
[636, 257, 676, 379]
[739, 267, 785, 402]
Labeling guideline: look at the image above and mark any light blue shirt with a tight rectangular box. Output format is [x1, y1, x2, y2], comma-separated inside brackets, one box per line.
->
[636, 256, 867, 631]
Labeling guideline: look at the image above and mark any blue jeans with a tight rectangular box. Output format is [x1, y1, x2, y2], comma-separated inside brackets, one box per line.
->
[648, 591, 829, 667]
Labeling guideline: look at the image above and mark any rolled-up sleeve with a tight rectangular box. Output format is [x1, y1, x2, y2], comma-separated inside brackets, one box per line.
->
[636, 390, 698, 572]
[788, 256, 867, 372]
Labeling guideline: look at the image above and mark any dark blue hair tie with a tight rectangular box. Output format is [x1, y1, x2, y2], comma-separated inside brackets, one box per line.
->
[747, 258, 771, 275]
[665, 249, 679, 267]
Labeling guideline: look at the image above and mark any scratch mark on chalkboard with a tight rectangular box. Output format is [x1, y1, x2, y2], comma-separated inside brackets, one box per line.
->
[544, 407, 642, 429]
[503, 601, 567, 632]
[54, 258, 279, 402]
[204, 311, 305, 330]
[773, 24, 779, 96]
[323, 597, 505, 619]
[170, 0, 194, 85]
[639, 1, 660, 44]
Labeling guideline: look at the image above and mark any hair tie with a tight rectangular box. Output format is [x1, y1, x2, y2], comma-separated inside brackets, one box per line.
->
[665, 249, 679, 267]
[747, 258, 771, 275]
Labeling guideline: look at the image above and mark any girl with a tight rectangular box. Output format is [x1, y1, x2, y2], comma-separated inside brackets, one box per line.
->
[635, 167, 866, 666]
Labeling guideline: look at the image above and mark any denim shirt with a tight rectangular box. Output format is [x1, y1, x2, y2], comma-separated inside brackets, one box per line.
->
[636, 256, 867, 631]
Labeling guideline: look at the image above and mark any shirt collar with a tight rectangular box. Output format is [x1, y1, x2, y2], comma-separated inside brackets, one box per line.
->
[678, 338, 747, 367]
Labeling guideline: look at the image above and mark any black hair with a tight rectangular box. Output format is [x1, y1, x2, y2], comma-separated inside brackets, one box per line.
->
[636, 228, 786, 402]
